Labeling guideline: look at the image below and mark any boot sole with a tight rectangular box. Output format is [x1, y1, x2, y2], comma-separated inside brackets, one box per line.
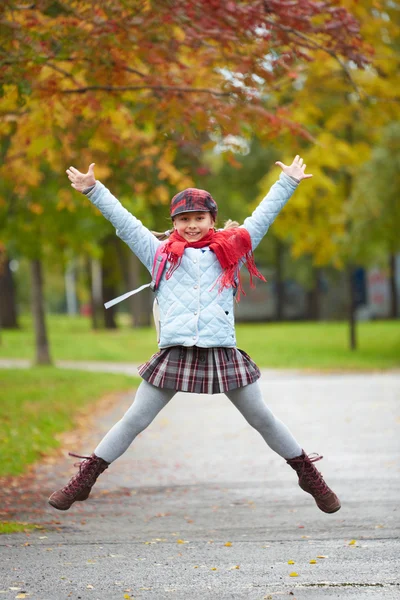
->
[48, 499, 72, 511]
[299, 483, 341, 514]
[319, 503, 341, 514]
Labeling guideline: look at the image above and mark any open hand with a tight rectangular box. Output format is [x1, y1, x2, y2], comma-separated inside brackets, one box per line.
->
[66, 163, 96, 192]
[275, 155, 313, 181]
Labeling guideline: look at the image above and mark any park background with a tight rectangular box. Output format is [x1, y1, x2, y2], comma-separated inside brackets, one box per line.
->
[0, 1, 399, 532]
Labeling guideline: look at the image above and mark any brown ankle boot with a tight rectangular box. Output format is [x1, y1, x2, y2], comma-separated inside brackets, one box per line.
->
[48, 453, 109, 511]
[286, 451, 341, 514]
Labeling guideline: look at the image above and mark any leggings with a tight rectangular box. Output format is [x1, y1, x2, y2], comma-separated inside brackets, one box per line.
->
[95, 380, 302, 464]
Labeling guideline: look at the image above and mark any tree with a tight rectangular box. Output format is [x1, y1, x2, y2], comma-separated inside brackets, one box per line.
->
[255, 0, 400, 347]
[0, 0, 370, 360]
[349, 122, 400, 318]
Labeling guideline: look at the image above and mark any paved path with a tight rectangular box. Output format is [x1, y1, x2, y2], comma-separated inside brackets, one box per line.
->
[1, 365, 399, 599]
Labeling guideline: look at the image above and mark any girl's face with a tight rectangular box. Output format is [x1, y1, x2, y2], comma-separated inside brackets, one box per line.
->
[173, 211, 215, 242]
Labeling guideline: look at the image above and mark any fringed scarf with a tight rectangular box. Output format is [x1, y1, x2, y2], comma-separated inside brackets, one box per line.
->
[163, 228, 266, 300]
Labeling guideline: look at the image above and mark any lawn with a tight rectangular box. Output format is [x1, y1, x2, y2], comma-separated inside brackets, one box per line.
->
[0, 314, 399, 370]
[0, 367, 140, 477]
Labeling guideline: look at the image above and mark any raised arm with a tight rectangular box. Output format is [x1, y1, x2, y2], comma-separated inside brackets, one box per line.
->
[66, 164, 160, 273]
[242, 156, 312, 251]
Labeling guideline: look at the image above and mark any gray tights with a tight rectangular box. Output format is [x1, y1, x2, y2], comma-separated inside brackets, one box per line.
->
[95, 380, 302, 464]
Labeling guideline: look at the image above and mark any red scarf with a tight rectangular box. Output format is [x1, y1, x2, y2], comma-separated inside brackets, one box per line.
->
[163, 228, 266, 300]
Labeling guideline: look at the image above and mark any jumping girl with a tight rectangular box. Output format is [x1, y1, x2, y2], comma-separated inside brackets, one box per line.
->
[49, 156, 340, 515]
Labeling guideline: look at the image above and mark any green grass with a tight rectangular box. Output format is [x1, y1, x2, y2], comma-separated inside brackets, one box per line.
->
[0, 521, 43, 535]
[0, 314, 399, 370]
[0, 367, 140, 477]
[236, 320, 400, 370]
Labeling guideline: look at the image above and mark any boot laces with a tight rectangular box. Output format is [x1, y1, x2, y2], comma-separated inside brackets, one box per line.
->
[291, 453, 330, 496]
[62, 453, 100, 497]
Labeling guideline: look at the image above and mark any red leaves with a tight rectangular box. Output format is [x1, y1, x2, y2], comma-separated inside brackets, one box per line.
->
[0, 0, 370, 178]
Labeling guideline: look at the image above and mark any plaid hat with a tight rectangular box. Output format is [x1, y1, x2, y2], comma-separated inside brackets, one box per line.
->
[170, 188, 217, 218]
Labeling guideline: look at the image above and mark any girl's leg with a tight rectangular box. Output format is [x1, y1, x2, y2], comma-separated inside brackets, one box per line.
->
[49, 381, 175, 511]
[95, 380, 176, 463]
[225, 381, 302, 459]
[225, 381, 340, 513]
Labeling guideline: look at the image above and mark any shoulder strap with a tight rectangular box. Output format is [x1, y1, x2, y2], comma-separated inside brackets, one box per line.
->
[150, 242, 168, 291]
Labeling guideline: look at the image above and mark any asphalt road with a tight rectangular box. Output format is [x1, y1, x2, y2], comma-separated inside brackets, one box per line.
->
[1, 369, 399, 600]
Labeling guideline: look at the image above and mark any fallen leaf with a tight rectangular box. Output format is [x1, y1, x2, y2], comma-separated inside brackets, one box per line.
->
[224, 542, 232, 547]
[309, 559, 317, 564]
[348, 539, 356, 546]
[211, 567, 218, 571]
[317, 555, 328, 559]
[288, 560, 295, 565]
[289, 572, 299, 577]
[176, 539, 189, 544]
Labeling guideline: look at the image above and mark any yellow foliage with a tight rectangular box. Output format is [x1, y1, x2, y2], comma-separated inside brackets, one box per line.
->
[173, 26, 186, 42]
[0, 85, 19, 113]
[29, 203, 44, 215]
[57, 189, 76, 212]
[154, 185, 170, 204]
[88, 135, 110, 154]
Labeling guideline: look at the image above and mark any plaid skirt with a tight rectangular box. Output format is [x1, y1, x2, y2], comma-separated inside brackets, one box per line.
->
[138, 345, 261, 394]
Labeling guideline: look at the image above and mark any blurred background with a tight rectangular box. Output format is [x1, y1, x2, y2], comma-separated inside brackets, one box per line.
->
[0, 1, 399, 482]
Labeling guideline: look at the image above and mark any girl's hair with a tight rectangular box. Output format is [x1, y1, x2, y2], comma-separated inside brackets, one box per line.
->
[151, 218, 239, 240]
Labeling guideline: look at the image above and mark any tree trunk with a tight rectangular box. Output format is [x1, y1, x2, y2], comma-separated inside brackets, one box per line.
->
[0, 253, 19, 329]
[128, 253, 151, 327]
[116, 241, 151, 327]
[275, 238, 284, 321]
[348, 266, 357, 351]
[101, 236, 119, 329]
[389, 253, 398, 318]
[85, 257, 103, 329]
[306, 267, 321, 321]
[65, 258, 79, 316]
[30, 259, 52, 365]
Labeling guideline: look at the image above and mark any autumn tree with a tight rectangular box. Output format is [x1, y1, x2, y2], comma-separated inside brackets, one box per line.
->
[256, 0, 399, 347]
[349, 122, 400, 318]
[0, 0, 369, 361]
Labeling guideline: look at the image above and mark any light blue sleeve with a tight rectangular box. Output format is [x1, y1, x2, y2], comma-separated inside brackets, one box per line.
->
[242, 172, 298, 251]
[86, 181, 160, 273]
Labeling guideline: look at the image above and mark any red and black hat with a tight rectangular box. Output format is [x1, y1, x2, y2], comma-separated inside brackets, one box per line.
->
[170, 188, 217, 219]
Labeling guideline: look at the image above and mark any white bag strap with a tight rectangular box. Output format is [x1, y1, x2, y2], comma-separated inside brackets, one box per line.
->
[104, 282, 152, 309]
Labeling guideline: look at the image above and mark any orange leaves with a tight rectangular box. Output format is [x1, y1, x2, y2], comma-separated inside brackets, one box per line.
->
[28, 203, 44, 216]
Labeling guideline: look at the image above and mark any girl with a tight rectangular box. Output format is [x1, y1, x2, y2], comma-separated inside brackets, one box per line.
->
[49, 156, 340, 514]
